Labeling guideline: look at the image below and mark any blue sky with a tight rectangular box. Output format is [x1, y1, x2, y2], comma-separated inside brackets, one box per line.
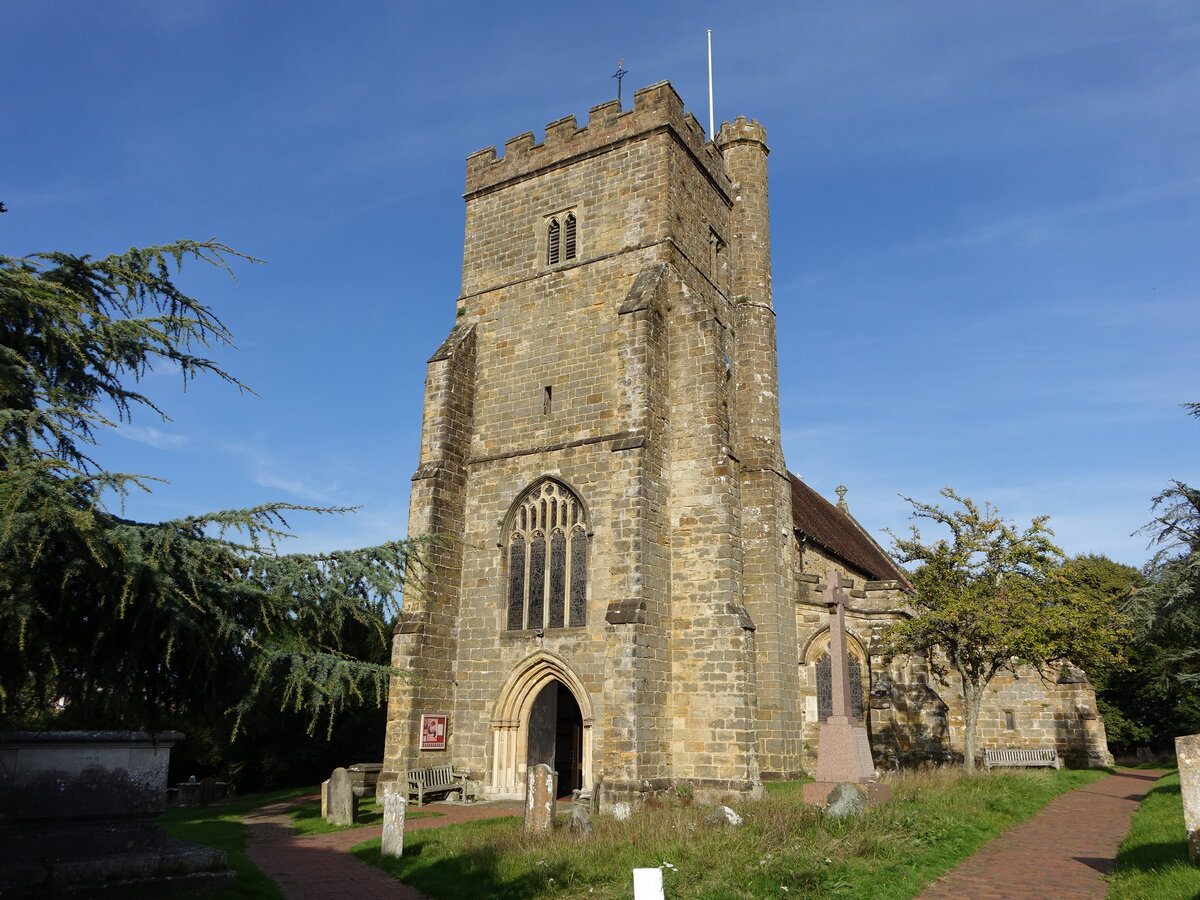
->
[5, 1, 1197, 566]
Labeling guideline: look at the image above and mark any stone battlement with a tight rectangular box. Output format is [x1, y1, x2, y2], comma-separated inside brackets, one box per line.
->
[464, 81, 729, 197]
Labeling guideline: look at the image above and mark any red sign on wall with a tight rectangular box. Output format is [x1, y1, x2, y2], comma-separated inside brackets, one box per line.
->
[420, 714, 448, 751]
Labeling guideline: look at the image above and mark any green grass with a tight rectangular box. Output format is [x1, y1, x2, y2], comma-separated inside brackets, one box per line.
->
[288, 796, 444, 836]
[351, 767, 1107, 900]
[158, 786, 313, 900]
[1107, 769, 1200, 900]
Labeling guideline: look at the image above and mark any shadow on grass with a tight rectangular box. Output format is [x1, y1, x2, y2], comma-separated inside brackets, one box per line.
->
[352, 818, 553, 900]
[1143, 782, 1182, 799]
[1114, 839, 1191, 874]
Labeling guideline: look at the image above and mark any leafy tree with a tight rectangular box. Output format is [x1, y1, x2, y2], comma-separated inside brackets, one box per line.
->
[1108, 402, 1200, 750]
[883, 489, 1128, 770]
[1055, 555, 1149, 750]
[0, 240, 413, 744]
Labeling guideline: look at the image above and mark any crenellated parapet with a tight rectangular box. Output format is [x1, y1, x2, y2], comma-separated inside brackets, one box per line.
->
[464, 81, 729, 198]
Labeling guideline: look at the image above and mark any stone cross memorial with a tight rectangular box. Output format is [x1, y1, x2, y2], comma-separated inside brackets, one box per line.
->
[802, 569, 891, 807]
[524, 763, 557, 833]
[1177, 733, 1200, 864]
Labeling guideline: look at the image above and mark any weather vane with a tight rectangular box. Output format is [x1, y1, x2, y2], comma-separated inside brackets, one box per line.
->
[612, 59, 629, 105]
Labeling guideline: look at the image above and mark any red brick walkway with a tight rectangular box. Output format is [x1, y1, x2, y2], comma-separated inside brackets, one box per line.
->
[917, 768, 1167, 900]
[243, 795, 522, 900]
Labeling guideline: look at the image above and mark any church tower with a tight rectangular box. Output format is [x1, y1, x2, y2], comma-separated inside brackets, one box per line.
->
[381, 82, 798, 803]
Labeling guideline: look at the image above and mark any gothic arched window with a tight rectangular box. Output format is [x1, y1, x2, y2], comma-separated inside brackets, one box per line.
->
[506, 480, 588, 630]
[816, 652, 864, 722]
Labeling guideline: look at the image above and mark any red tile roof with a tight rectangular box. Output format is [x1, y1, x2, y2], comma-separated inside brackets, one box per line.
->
[788, 473, 912, 588]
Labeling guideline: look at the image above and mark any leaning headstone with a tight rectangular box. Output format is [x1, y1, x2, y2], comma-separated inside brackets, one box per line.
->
[320, 779, 329, 819]
[327, 767, 357, 826]
[380, 783, 406, 858]
[198, 776, 220, 808]
[1176, 733, 1200, 863]
[633, 867, 665, 900]
[825, 782, 868, 819]
[704, 805, 743, 827]
[524, 763, 556, 833]
[569, 799, 593, 836]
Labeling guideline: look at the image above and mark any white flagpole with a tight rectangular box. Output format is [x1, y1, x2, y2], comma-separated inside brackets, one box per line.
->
[707, 29, 715, 140]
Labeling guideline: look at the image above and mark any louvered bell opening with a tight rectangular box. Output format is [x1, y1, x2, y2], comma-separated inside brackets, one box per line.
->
[547, 218, 561, 265]
[564, 213, 577, 260]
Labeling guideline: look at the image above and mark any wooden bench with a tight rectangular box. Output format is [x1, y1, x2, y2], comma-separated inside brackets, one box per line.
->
[984, 748, 1063, 770]
[406, 765, 475, 805]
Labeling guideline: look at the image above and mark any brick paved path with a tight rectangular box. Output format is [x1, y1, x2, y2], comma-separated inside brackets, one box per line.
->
[243, 796, 522, 900]
[917, 768, 1167, 900]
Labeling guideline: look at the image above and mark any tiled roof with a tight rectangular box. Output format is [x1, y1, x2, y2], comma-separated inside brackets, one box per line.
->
[788, 473, 912, 588]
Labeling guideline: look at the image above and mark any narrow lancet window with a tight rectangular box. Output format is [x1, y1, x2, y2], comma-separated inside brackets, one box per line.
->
[548, 531, 567, 627]
[547, 218, 561, 265]
[564, 213, 577, 260]
[507, 534, 526, 630]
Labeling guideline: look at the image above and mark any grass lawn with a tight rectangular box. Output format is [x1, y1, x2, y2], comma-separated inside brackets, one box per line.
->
[158, 786, 312, 900]
[289, 796, 444, 836]
[1107, 769, 1200, 900]
[351, 767, 1108, 900]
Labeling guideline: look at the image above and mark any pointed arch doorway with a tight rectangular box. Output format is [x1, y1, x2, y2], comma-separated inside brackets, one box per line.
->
[488, 652, 594, 799]
[528, 681, 583, 795]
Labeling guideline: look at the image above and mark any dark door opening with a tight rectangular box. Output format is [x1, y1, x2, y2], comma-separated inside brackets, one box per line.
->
[527, 680, 583, 796]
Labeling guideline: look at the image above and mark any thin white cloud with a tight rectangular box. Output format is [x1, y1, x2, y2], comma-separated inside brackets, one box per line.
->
[117, 424, 190, 450]
[216, 439, 339, 504]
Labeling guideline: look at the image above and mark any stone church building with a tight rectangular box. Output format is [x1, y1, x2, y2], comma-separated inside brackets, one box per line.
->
[380, 82, 1110, 805]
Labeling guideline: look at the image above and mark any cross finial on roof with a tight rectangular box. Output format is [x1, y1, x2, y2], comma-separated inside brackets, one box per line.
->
[612, 59, 629, 105]
[835, 484, 849, 511]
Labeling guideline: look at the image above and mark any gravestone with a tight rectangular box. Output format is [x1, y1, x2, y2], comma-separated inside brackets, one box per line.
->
[1177, 733, 1200, 864]
[327, 766, 358, 826]
[612, 801, 632, 821]
[381, 783, 407, 858]
[803, 569, 891, 808]
[704, 805, 743, 827]
[197, 775, 220, 807]
[825, 782, 868, 819]
[569, 799, 592, 836]
[320, 779, 329, 819]
[524, 763, 556, 833]
[348, 761, 382, 799]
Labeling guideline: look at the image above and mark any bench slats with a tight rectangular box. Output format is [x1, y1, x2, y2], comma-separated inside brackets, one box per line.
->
[406, 764, 476, 805]
[983, 748, 1063, 770]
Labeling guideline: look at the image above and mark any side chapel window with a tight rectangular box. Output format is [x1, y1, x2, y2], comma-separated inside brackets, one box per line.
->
[506, 481, 588, 630]
[546, 213, 578, 265]
[816, 651, 864, 721]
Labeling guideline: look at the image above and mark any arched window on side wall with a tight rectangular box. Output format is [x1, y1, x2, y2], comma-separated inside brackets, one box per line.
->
[506, 480, 588, 630]
[804, 628, 868, 722]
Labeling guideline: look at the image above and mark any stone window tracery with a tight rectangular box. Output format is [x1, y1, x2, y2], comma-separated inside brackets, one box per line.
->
[506, 481, 588, 630]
